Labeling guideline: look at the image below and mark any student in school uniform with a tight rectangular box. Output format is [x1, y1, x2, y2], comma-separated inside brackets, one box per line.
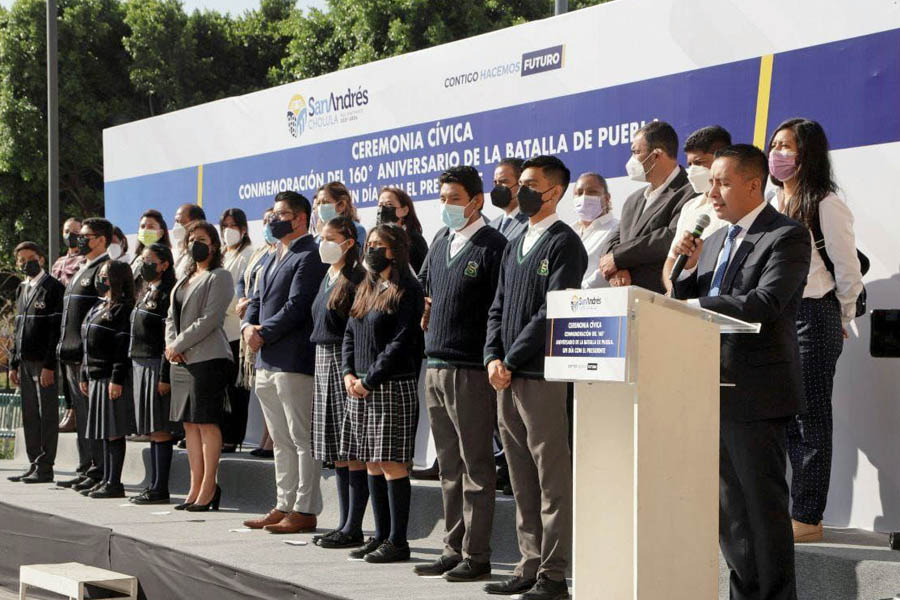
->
[129, 243, 178, 504]
[7, 242, 64, 484]
[484, 155, 588, 600]
[341, 223, 425, 563]
[414, 166, 507, 582]
[310, 216, 368, 549]
[79, 260, 137, 499]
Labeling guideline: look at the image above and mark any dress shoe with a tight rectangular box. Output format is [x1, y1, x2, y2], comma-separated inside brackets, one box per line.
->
[264, 511, 316, 534]
[22, 470, 54, 484]
[249, 448, 274, 459]
[243, 509, 286, 529]
[364, 539, 410, 563]
[176, 439, 186, 449]
[58, 409, 76, 433]
[792, 519, 824, 543]
[413, 555, 461, 577]
[81, 481, 106, 496]
[8, 465, 36, 482]
[520, 574, 569, 600]
[131, 489, 170, 505]
[313, 528, 340, 545]
[72, 477, 100, 492]
[444, 558, 491, 582]
[173, 500, 194, 511]
[89, 482, 126, 499]
[410, 462, 440, 480]
[348, 537, 383, 561]
[484, 575, 537, 595]
[57, 474, 86, 488]
[186, 485, 221, 511]
[318, 531, 364, 549]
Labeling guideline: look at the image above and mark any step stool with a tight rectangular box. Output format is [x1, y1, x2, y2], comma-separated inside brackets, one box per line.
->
[19, 562, 137, 599]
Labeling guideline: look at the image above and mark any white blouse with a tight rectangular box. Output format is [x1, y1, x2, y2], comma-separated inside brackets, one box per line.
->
[222, 244, 255, 342]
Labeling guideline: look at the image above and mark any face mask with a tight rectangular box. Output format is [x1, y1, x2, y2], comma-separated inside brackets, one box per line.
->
[441, 200, 472, 231]
[20, 259, 41, 278]
[573, 194, 606, 222]
[263, 223, 277, 245]
[76, 235, 92, 256]
[490, 185, 513, 209]
[365, 246, 392, 273]
[686, 164, 712, 194]
[137, 229, 161, 247]
[626, 150, 657, 182]
[769, 150, 799, 182]
[223, 227, 242, 248]
[65, 232, 79, 249]
[269, 218, 294, 240]
[376, 204, 399, 225]
[107, 243, 123, 261]
[140, 261, 159, 282]
[319, 240, 348, 265]
[171, 222, 186, 242]
[95, 276, 110, 296]
[318, 203, 339, 224]
[517, 185, 553, 217]
[189, 241, 210, 263]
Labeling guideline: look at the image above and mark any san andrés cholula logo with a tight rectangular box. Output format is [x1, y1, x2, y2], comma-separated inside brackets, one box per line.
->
[287, 86, 370, 138]
[570, 294, 603, 313]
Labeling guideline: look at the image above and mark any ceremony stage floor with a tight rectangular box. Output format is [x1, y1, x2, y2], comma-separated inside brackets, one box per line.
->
[2, 432, 900, 599]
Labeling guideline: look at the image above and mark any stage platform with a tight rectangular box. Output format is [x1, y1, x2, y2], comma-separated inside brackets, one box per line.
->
[2, 431, 900, 599]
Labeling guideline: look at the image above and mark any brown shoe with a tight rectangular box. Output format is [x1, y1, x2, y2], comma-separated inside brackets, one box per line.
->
[243, 509, 286, 529]
[58, 409, 76, 433]
[792, 519, 824, 543]
[264, 511, 317, 534]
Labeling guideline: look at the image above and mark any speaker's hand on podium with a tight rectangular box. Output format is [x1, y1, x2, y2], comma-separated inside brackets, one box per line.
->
[672, 232, 704, 272]
[488, 359, 511, 390]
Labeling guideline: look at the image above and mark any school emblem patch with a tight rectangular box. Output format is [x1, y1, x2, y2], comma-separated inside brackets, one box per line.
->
[537, 259, 549, 276]
[81, 277, 91, 287]
[464, 261, 479, 277]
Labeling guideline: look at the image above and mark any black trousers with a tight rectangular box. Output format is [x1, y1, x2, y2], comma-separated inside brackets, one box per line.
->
[720, 417, 796, 600]
[221, 340, 250, 446]
[19, 361, 58, 471]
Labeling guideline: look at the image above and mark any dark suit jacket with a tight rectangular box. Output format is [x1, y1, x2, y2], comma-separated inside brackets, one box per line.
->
[244, 235, 327, 375]
[489, 212, 529, 241]
[601, 167, 694, 293]
[12, 273, 65, 370]
[674, 203, 811, 422]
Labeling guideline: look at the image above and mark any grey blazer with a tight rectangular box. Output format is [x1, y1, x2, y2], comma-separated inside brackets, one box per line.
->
[165, 268, 234, 365]
[489, 212, 529, 240]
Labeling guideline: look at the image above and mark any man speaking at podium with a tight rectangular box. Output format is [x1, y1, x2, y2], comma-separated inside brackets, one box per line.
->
[672, 144, 810, 600]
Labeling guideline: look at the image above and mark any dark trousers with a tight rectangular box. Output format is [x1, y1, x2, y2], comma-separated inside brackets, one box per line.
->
[787, 293, 843, 524]
[425, 366, 496, 563]
[63, 362, 103, 479]
[19, 361, 58, 471]
[222, 340, 250, 446]
[720, 417, 796, 600]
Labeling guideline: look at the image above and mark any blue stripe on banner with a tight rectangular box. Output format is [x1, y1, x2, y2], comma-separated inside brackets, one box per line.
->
[104, 166, 198, 230]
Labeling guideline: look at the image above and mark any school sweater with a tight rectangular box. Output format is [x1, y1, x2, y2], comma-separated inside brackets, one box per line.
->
[57, 252, 108, 363]
[81, 300, 133, 385]
[310, 266, 364, 346]
[419, 225, 507, 368]
[484, 219, 588, 378]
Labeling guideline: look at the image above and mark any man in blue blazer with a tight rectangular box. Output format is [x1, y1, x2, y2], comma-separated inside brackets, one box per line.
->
[673, 145, 810, 600]
[242, 191, 328, 534]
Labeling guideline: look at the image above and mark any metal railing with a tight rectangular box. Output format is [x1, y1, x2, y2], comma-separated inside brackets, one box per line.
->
[0, 393, 67, 439]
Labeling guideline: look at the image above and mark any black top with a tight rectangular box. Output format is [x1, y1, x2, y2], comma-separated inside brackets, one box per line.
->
[57, 253, 109, 363]
[130, 279, 174, 383]
[310, 267, 364, 346]
[419, 224, 507, 368]
[484, 220, 588, 378]
[408, 229, 429, 274]
[81, 300, 133, 385]
[11, 273, 65, 370]
[342, 271, 425, 390]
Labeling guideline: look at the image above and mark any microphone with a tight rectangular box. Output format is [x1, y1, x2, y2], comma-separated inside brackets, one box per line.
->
[669, 214, 711, 283]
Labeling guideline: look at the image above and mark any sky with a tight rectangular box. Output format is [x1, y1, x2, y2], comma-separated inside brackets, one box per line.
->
[0, 0, 329, 15]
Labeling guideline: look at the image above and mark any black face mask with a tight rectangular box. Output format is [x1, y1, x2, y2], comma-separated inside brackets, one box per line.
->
[365, 247, 392, 273]
[269, 218, 295, 240]
[20, 259, 41, 278]
[65, 232, 79, 249]
[490, 185, 513, 209]
[517, 185, 553, 217]
[189, 241, 211, 263]
[376, 205, 399, 225]
[95, 276, 110, 296]
[140, 261, 159, 283]
[76, 235, 92, 256]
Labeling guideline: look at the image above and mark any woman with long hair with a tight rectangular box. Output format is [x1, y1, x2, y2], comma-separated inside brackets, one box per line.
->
[165, 221, 234, 512]
[314, 181, 366, 246]
[376, 187, 428, 273]
[132, 210, 172, 282]
[768, 118, 863, 543]
[341, 224, 425, 563]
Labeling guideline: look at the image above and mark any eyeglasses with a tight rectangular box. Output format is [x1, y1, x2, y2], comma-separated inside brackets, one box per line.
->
[273, 210, 295, 220]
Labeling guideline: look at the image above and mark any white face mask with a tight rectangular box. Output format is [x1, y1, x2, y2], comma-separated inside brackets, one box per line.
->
[319, 240, 348, 265]
[171, 222, 186, 242]
[573, 194, 607, 222]
[107, 242, 122, 261]
[625, 150, 656, 182]
[223, 227, 242, 248]
[686, 164, 712, 194]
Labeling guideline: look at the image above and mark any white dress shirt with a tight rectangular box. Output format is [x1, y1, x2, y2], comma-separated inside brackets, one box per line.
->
[449, 215, 486, 259]
[522, 213, 560, 254]
[222, 244, 255, 342]
[667, 194, 730, 259]
[771, 190, 863, 324]
[575, 213, 619, 289]
[27, 269, 47, 288]
[642, 164, 681, 213]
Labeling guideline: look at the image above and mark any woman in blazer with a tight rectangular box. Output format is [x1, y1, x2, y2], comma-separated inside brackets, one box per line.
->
[165, 221, 234, 511]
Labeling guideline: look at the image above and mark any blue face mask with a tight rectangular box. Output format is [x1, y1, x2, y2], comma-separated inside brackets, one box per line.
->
[318, 203, 338, 224]
[263, 223, 277, 245]
[441, 200, 473, 231]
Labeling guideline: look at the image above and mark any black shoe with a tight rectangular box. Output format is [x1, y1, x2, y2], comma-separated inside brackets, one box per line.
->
[173, 501, 194, 511]
[364, 539, 410, 563]
[413, 555, 461, 577]
[73, 477, 100, 492]
[185, 485, 221, 511]
[89, 482, 126, 499]
[444, 559, 491, 582]
[312, 528, 340, 545]
[22, 470, 54, 484]
[56, 474, 86, 488]
[8, 465, 36, 482]
[221, 444, 237, 453]
[319, 530, 364, 549]
[176, 439, 186, 449]
[131, 489, 170, 505]
[348, 537, 383, 561]
[484, 575, 537, 595]
[520, 574, 569, 600]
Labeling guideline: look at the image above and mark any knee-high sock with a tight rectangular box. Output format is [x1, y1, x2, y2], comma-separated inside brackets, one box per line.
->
[107, 438, 126, 486]
[153, 440, 174, 494]
[148, 441, 159, 490]
[334, 466, 350, 531]
[367, 474, 391, 542]
[387, 476, 411, 546]
[101, 439, 111, 484]
[341, 469, 370, 537]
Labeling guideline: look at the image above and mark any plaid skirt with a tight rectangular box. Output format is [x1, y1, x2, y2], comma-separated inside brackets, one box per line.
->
[86, 377, 136, 440]
[312, 344, 347, 462]
[339, 377, 418, 463]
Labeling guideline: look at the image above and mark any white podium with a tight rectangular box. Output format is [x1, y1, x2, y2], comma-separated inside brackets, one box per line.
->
[545, 287, 758, 600]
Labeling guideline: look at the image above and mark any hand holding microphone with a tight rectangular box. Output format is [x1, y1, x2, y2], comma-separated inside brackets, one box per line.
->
[669, 214, 711, 283]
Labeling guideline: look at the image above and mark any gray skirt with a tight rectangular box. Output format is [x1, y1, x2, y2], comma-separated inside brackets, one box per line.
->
[86, 377, 136, 440]
[132, 358, 179, 435]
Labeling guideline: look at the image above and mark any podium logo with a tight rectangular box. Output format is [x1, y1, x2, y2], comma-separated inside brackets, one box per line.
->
[570, 294, 603, 313]
[287, 94, 308, 138]
[521, 45, 565, 77]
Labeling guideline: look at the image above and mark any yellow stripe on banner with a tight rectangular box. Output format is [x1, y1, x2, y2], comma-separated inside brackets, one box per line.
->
[197, 164, 204, 207]
[753, 54, 774, 150]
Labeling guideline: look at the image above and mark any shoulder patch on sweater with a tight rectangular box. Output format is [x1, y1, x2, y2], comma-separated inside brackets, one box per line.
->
[537, 259, 549, 277]
[464, 261, 479, 277]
